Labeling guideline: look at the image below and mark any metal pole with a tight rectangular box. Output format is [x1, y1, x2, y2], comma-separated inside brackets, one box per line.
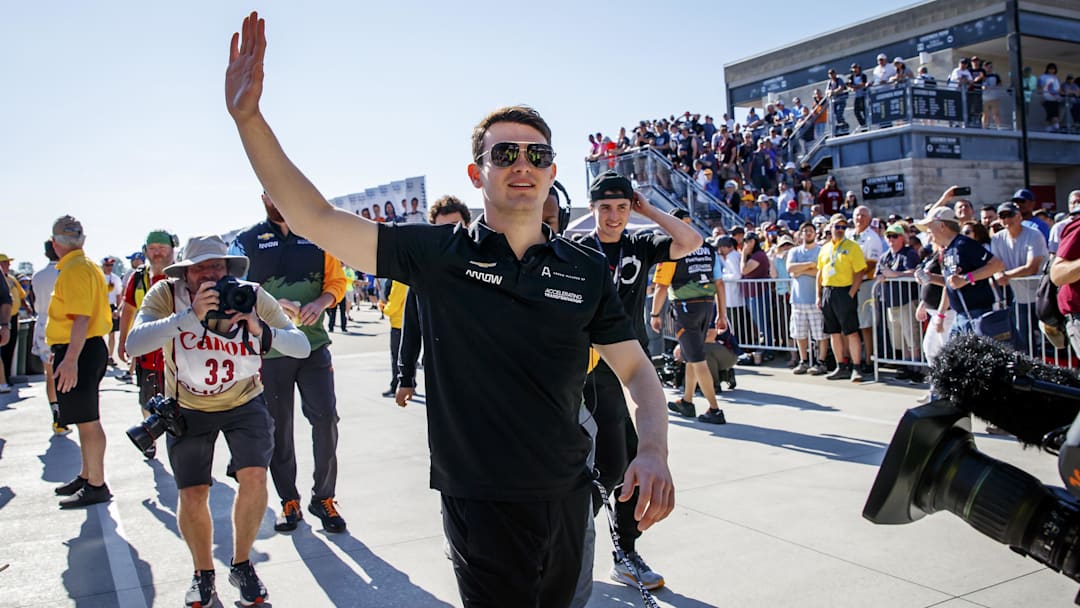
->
[1007, 0, 1030, 188]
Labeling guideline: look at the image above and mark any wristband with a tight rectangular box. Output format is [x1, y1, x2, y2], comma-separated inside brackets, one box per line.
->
[650, 313, 661, 318]
[966, 273, 974, 284]
[936, 313, 946, 319]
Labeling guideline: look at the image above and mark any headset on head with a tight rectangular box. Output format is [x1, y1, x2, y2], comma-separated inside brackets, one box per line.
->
[142, 230, 180, 253]
[550, 180, 571, 234]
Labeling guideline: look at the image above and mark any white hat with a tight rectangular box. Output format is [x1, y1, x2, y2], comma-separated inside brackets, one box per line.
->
[913, 207, 957, 231]
[164, 235, 249, 279]
[877, 53, 888, 61]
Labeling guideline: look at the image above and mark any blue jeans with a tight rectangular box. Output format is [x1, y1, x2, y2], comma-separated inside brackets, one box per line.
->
[747, 295, 773, 346]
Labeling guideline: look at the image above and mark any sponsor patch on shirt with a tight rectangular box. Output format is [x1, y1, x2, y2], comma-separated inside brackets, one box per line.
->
[544, 288, 583, 304]
[256, 232, 275, 241]
[465, 268, 503, 285]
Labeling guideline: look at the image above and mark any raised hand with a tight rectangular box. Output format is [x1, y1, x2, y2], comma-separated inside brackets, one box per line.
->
[226, 11, 266, 123]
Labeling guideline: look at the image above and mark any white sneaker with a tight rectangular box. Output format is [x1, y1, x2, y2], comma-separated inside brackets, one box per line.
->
[915, 392, 932, 405]
[0, 383, 11, 393]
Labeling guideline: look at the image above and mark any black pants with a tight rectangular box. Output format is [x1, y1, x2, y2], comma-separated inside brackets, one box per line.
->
[327, 299, 348, 332]
[584, 367, 641, 553]
[388, 327, 401, 391]
[854, 97, 866, 127]
[0, 318, 16, 379]
[442, 484, 589, 608]
[262, 345, 339, 502]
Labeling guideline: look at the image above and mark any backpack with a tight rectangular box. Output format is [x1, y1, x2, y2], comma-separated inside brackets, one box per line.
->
[1036, 257, 1065, 328]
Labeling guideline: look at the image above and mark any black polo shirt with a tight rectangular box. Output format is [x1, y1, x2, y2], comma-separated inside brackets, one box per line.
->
[377, 218, 635, 501]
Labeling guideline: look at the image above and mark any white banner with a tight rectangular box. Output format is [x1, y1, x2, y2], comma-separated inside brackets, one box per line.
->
[329, 176, 428, 223]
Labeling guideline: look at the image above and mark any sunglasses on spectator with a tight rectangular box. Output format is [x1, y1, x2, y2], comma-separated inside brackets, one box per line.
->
[886, 233, 903, 239]
[998, 211, 1015, 219]
[476, 142, 556, 168]
[832, 224, 848, 230]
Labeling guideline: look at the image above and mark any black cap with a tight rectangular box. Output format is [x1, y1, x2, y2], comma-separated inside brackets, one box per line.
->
[669, 208, 690, 220]
[589, 171, 633, 202]
[729, 225, 745, 234]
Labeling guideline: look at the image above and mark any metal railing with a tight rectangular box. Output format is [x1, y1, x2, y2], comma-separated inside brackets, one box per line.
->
[586, 147, 743, 231]
[655, 275, 1078, 375]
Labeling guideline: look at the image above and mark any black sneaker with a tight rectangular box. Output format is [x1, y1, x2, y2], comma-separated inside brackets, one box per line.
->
[895, 367, 912, 381]
[826, 364, 851, 380]
[724, 368, 737, 390]
[610, 550, 665, 590]
[380, 388, 395, 398]
[697, 408, 727, 424]
[308, 497, 347, 533]
[55, 476, 87, 496]
[908, 372, 925, 385]
[860, 363, 874, 376]
[274, 499, 303, 532]
[228, 561, 268, 606]
[184, 570, 217, 608]
[666, 399, 696, 418]
[59, 483, 111, 509]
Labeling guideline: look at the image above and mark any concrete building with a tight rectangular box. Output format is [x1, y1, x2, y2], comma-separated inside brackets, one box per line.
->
[725, 0, 1080, 216]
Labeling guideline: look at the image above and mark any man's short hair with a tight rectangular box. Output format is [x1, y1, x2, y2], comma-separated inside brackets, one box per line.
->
[980, 204, 997, 213]
[428, 195, 472, 225]
[471, 105, 552, 163]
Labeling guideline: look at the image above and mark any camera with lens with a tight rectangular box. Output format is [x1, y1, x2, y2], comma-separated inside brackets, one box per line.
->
[126, 394, 186, 454]
[651, 353, 685, 389]
[206, 276, 257, 319]
[864, 335, 1080, 603]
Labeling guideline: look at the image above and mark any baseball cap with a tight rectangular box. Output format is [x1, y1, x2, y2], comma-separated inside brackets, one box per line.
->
[52, 215, 86, 247]
[777, 235, 795, 247]
[893, 56, 904, 64]
[784, 161, 796, 170]
[127, 252, 146, 261]
[724, 180, 738, 189]
[914, 206, 957, 230]
[885, 223, 906, 236]
[877, 53, 888, 61]
[850, 63, 860, 70]
[0, 254, 12, 263]
[146, 230, 177, 247]
[101, 257, 116, 265]
[589, 171, 633, 202]
[828, 215, 849, 229]
[787, 199, 798, 209]
[1011, 188, 1035, 203]
[776, 100, 785, 105]
[997, 201, 1020, 215]
[757, 194, 771, 203]
[729, 225, 745, 234]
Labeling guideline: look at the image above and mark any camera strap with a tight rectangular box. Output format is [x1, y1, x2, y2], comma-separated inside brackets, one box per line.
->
[590, 473, 660, 608]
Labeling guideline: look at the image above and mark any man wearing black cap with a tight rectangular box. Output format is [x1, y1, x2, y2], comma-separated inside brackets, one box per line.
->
[577, 172, 701, 592]
[848, 63, 868, 128]
[1012, 188, 1050, 242]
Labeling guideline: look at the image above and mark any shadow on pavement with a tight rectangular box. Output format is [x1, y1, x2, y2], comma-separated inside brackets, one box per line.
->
[671, 419, 887, 464]
[589, 580, 718, 607]
[288, 527, 453, 607]
[720, 388, 838, 412]
[40, 434, 81, 483]
[141, 461, 271, 568]
[0, 486, 13, 511]
[63, 505, 155, 607]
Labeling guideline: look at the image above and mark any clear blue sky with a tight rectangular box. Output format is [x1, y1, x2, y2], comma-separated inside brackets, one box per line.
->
[1, 1, 902, 273]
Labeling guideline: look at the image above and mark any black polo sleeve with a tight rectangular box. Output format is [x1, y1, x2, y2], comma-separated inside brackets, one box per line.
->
[376, 222, 444, 285]
[0, 274, 10, 308]
[638, 231, 674, 265]
[397, 290, 421, 388]
[588, 267, 636, 346]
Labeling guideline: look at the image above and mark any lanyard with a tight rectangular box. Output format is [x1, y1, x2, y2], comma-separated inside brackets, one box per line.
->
[593, 232, 625, 287]
[591, 473, 660, 608]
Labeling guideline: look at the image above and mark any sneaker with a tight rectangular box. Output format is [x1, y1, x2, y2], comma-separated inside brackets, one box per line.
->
[55, 476, 87, 496]
[184, 570, 217, 608]
[722, 368, 737, 390]
[117, 371, 133, 383]
[308, 497, 347, 533]
[697, 408, 727, 424]
[915, 392, 933, 405]
[859, 363, 874, 376]
[274, 499, 303, 532]
[792, 361, 810, 375]
[808, 362, 828, 376]
[52, 421, 71, 435]
[143, 443, 156, 460]
[907, 370, 925, 385]
[826, 364, 851, 380]
[851, 366, 865, 382]
[894, 367, 912, 381]
[666, 399, 695, 418]
[609, 551, 665, 591]
[380, 388, 395, 398]
[59, 483, 111, 509]
[228, 561, 268, 606]
[0, 383, 11, 393]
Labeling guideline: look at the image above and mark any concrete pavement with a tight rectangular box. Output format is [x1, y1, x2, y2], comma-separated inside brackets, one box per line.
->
[0, 306, 1075, 607]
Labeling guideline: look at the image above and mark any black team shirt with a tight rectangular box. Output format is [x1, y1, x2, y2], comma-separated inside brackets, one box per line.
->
[377, 218, 635, 501]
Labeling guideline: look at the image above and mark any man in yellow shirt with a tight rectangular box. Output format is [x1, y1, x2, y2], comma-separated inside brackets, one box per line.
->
[816, 215, 868, 381]
[46, 216, 114, 509]
[381, 280, 408, 398]
[0, 253, 26, 393]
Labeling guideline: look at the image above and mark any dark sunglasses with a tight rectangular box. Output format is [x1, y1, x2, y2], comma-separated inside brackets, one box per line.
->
[886, 233, 903, 239]
[998, 211, 1015, 219]
[832, 224, 848, 231]
[477, 142, 556, 168]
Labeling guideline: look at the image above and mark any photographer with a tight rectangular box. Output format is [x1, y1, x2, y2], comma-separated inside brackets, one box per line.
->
[125, 235, 309, 607]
